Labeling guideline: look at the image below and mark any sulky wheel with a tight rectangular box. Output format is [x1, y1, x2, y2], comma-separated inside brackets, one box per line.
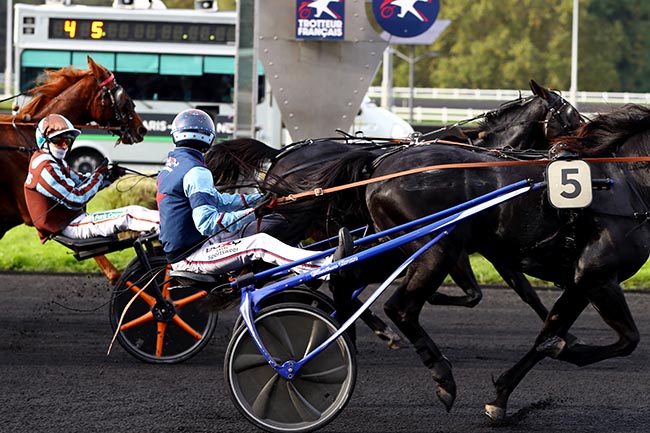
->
[109, 255, 217, 364]
[231, 287, 336, 336]
[225, 303, 356, 433]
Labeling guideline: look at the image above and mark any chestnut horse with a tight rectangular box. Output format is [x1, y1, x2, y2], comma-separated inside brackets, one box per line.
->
[0, 56, 146, 239]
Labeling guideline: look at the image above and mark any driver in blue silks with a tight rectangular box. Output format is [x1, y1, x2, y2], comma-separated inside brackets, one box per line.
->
[156, 108, 352, 276]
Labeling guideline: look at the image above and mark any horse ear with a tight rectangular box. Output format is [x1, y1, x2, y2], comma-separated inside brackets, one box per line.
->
[86, 56, 97, 75]
[529, 79, 546, 98]
[87, 56, 100, 77]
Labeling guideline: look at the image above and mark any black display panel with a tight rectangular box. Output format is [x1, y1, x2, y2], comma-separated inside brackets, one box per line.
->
[48, 18, 235, 44]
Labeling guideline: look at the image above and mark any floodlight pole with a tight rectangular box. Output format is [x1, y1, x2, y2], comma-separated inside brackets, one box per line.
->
[381, 46, 394, 110]
[392, 47, 438, 125]
[4, 0, 12, 98]
[569, 0, 578, 105]
[234, 0, 258, 138]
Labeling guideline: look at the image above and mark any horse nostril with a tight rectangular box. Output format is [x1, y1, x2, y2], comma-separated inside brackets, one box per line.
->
[138, 125, 148, 140]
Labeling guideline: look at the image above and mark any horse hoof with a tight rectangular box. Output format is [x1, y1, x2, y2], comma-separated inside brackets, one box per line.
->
[374, 328, 403, 350]
[536, 336, 566, 358]
[484, 403, 506, 421]
[436, 384, 456, 412]
[564, 332, 584, 348]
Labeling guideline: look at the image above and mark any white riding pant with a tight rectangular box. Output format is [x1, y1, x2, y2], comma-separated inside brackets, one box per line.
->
[171, 232, 332, 278]
[60, 206, 160, 239]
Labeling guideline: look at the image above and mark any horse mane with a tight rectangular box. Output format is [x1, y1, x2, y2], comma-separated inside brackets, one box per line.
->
[204, 138, 280, 188]
[17, 67, 91, 118]
[273, 150, 378, 224]
[476, 95, 535, 132]
[474, 95, 549, 150]
[555, 104, 650, 156]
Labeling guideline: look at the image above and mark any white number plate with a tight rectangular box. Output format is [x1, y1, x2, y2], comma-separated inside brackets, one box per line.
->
[546, 160, 592, 208]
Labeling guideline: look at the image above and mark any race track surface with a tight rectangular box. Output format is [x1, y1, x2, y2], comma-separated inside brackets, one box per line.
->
[1, 272, 649, 433]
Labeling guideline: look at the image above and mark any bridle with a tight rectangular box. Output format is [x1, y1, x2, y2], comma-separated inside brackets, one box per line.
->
[542, 91, 582, 137]
[96, 72, 137, 144]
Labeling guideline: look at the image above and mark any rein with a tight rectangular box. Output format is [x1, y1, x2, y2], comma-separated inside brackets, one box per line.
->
[0, 120, 122, 132]
[0, 121, 122, 153]
[277, 156, 650, 204]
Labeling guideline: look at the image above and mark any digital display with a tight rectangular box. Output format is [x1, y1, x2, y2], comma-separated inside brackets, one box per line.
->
[48, 18, 235, 44]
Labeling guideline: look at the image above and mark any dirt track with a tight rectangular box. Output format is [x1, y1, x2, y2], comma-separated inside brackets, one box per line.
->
[1, 272, 650, 433]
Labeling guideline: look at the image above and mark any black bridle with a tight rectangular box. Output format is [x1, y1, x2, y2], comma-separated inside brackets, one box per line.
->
[542, 91, 583, 137]
[96, 72, 138, 144]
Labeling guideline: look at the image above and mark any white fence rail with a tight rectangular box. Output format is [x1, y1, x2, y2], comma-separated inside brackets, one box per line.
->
[367, 86, 650, 105]
[367, 86, 650, 125]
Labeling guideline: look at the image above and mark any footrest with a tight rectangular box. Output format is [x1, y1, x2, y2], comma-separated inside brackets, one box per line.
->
[52, 234, 137, 261]
[168, 270, 224, 283]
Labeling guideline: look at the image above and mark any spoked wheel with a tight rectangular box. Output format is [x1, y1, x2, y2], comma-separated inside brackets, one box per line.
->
[109, 256, 218, 364]
[226, 303, 356, 433]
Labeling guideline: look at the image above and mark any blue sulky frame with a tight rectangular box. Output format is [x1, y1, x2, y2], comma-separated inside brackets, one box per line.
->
[234, 179, 544, 380]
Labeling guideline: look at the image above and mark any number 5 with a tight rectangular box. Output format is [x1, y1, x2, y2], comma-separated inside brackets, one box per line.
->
[560, 168, 581, 199]
[546, 160, 592, 208]
[91, 21, 104, 39]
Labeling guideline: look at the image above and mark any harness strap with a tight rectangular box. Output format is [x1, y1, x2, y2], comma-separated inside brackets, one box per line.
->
[98, 73, 115, 88]
[0, 120, 121, 132]
[278, 156, 650, 203]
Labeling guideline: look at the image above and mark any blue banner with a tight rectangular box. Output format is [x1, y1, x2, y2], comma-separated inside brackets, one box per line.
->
[296, 0, 345, 41]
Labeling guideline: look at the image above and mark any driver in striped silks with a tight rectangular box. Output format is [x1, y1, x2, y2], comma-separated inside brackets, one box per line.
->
[23, 113, 160, 243]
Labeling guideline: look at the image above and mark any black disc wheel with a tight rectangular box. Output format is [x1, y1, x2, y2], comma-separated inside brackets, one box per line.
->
[225, 303, 356, 433]
[231, 287, 336, 335]
[109, 256, 217, 364]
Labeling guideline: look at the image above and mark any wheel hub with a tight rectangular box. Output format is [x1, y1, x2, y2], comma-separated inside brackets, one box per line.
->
[152, 300, 176, 322]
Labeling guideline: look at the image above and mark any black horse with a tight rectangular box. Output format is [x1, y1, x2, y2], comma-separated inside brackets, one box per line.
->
[316, 103, 649, 419]
[205, 80, 582, 316]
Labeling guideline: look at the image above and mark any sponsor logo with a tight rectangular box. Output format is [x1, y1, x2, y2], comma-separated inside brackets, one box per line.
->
[92, 210, 126, 222]
[165, 156, 179, 168]
[296, 0, 345, 40]
[373, 0, 440, 38]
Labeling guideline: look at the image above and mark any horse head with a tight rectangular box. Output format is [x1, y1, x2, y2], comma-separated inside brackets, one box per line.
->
[86, 56, 147, 144]
[529, 79, 583, 140]
[476, 81, 582, 151]
[15, 57, 147, 146]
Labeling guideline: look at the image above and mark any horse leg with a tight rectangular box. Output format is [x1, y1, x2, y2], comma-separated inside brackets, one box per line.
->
[492, 262, 580, 346]
[384, 264, 457, 411]
[356, 299, 402, 349]
[486, 287, 591, 421]
[428, 251, 483, 308]
[491, 262, 548, 320]
[553, 280, 639, 366]
[350, 251, 403, 349]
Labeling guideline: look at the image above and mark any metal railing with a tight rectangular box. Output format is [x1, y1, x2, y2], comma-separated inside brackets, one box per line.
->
[367, 86, 650, 105]
[367, 86, 650, 125]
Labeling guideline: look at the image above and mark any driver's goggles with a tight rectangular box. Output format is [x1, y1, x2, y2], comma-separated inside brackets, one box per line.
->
[49, 136, 75, 147]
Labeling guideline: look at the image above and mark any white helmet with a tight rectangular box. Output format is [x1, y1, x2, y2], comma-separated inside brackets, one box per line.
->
[35, 114, 81, 149]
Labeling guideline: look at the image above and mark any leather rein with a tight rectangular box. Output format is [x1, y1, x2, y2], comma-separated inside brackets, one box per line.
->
[276, 155, 650, 204]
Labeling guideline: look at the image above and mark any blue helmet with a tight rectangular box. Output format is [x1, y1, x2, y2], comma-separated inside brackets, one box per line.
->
[35, 114, 81, 149]
[170, 109, 215, 150]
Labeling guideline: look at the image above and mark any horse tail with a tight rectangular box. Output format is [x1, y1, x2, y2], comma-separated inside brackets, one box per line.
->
[204, 138, 280, 189]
